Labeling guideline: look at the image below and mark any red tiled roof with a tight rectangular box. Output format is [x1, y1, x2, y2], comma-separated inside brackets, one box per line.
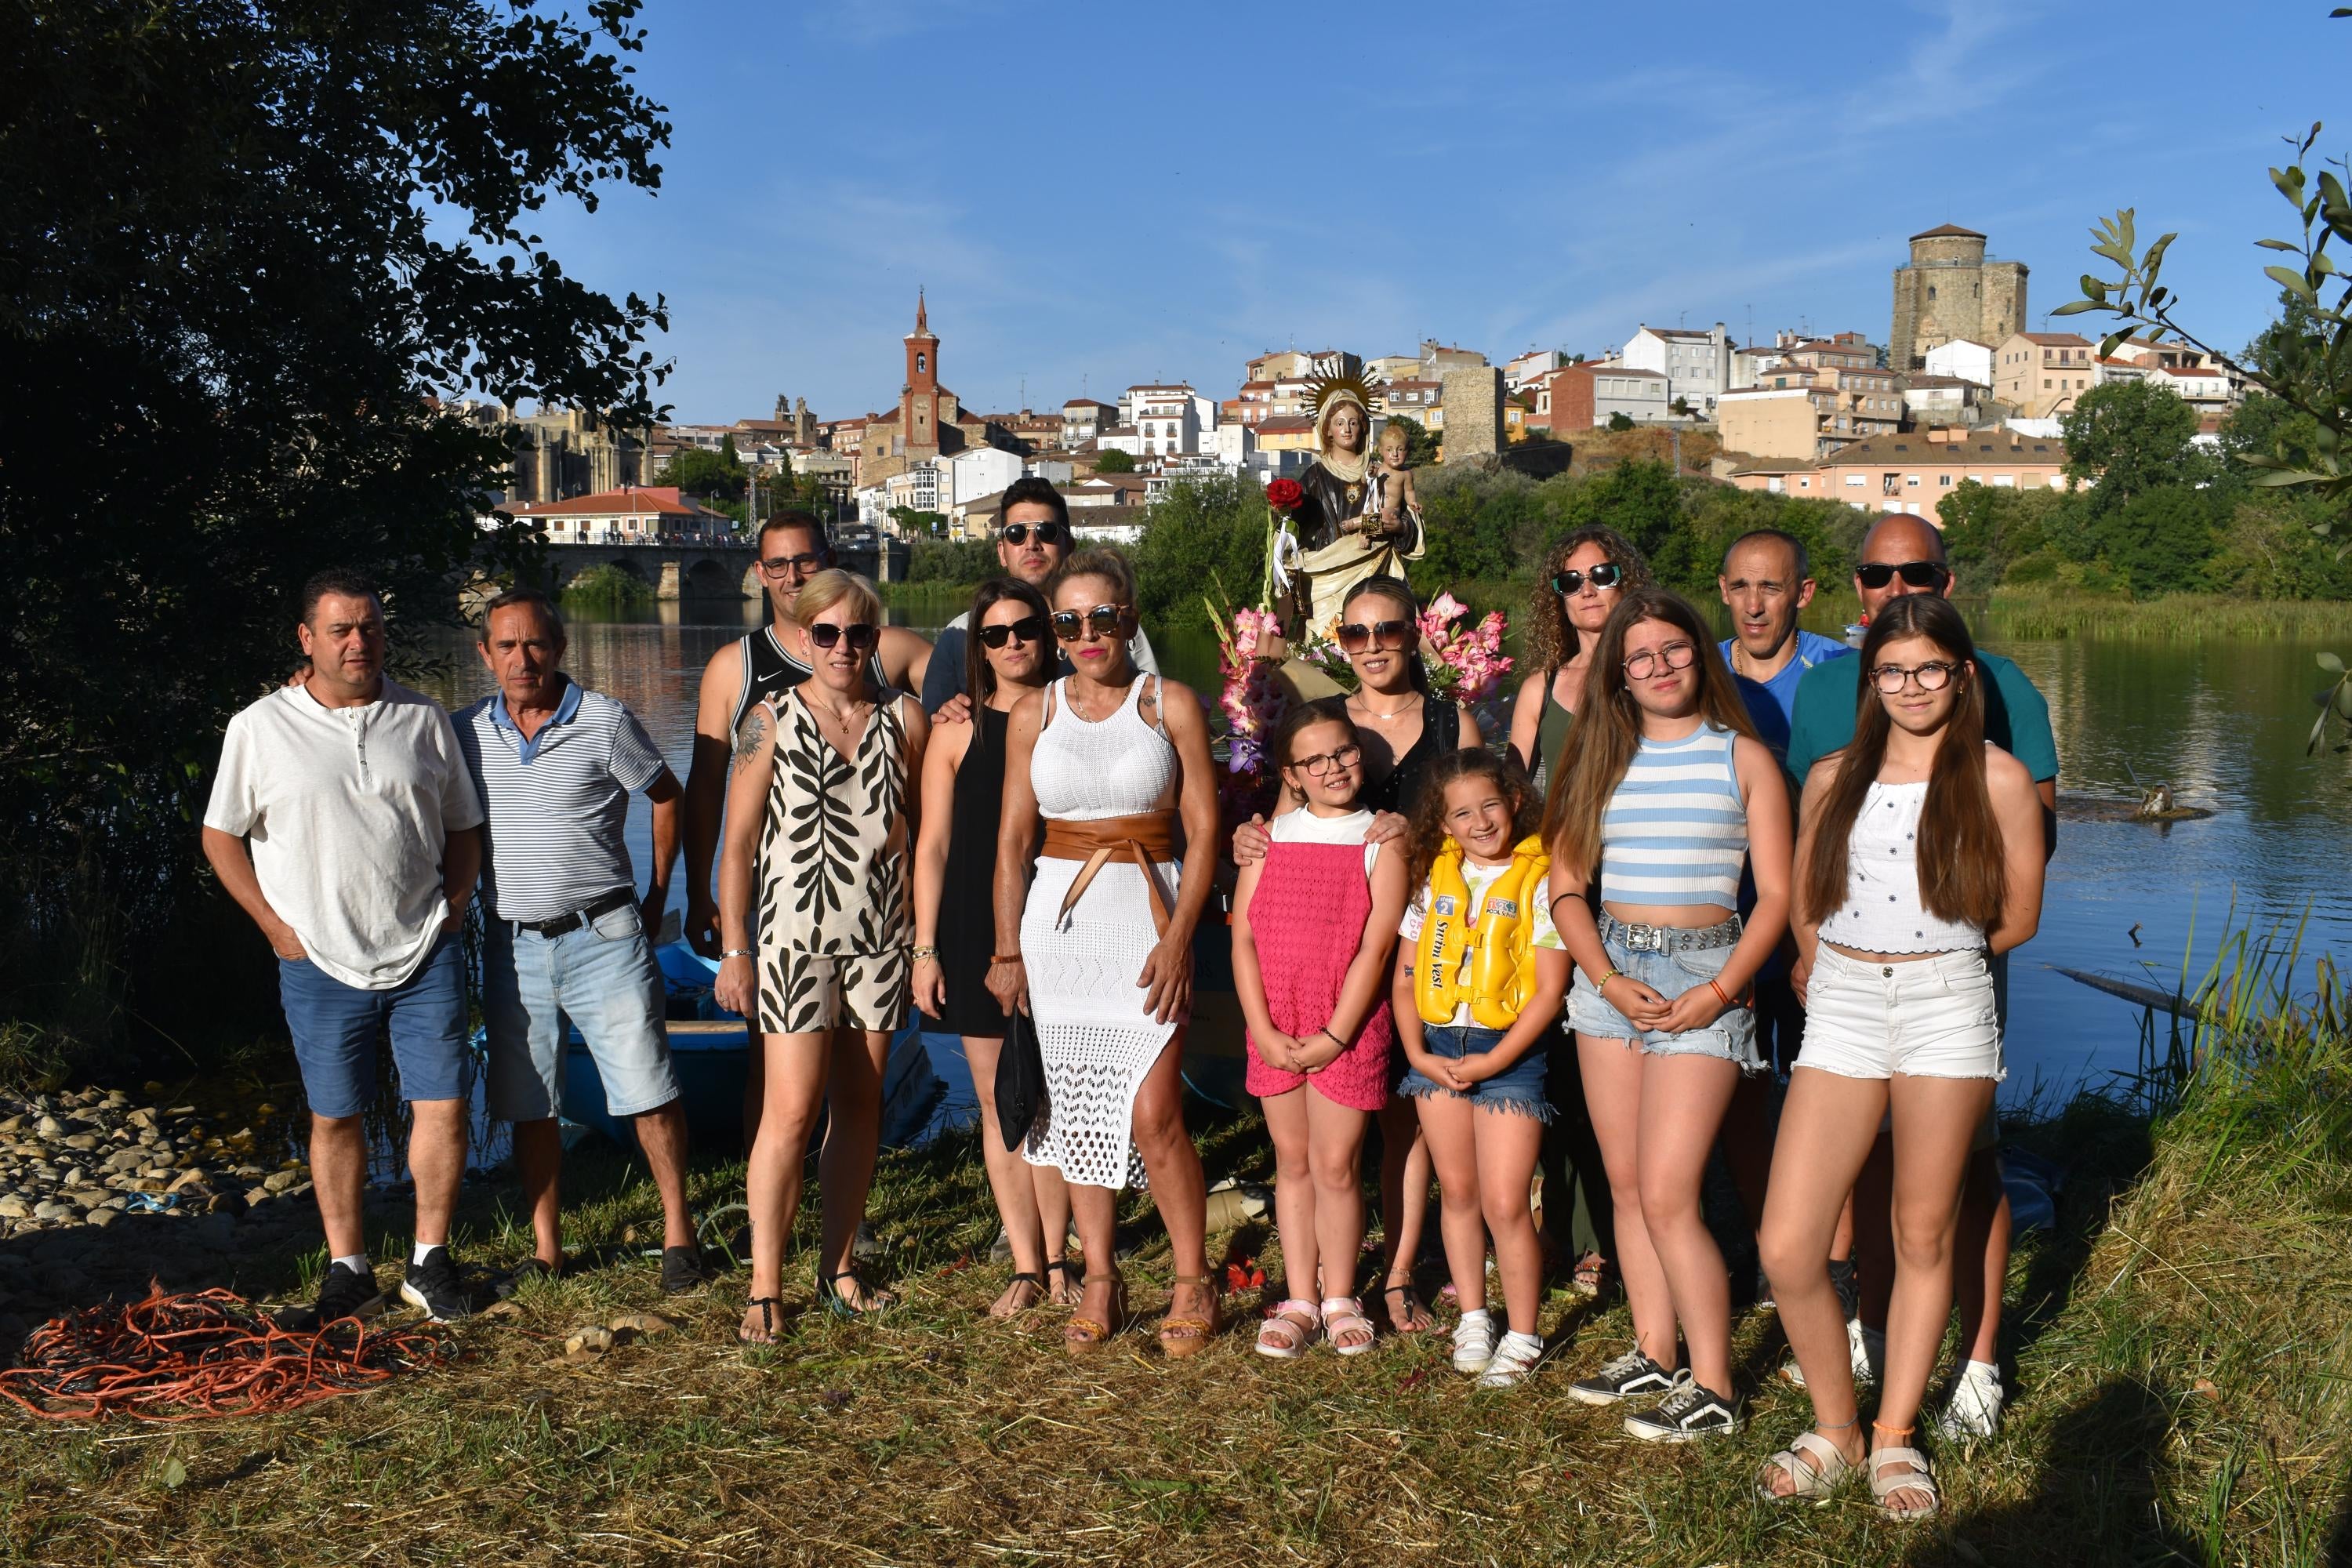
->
[1910, 222, 1986, 241]
[510, 486, 717, 518]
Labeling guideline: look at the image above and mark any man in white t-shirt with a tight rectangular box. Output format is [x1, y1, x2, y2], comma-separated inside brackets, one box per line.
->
[201, 570, 485, 1329]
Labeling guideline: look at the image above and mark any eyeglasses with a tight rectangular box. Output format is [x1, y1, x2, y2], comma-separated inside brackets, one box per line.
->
[976, 615, 1046, 649]
[1622, 640, 1698, 679]
[1855, 560, 1950, 591]
[760, 551, 826, 575]
[1335, 619, 1412, 653]
[1050, 604, 1127, 641]
[999, 522, 1069, 547]
[1870, 660, 1962, 694]
[1553, 562, 1624, 595]
[808, 622, 879, 652]
[1287, 743, 1363, 779]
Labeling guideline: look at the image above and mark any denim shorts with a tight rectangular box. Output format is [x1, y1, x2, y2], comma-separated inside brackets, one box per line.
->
[279, 935, 470, 1119]
[1565, 926, 1762, 1074]
[1398, 1024, 1554, 1122]
[483, 903, 679, 1121]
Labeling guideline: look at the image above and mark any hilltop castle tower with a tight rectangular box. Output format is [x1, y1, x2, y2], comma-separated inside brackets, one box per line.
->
[1889, 223, 2028, 372]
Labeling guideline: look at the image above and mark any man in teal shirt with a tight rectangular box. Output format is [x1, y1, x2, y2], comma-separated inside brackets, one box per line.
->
[1783, 512, 2056, 1442]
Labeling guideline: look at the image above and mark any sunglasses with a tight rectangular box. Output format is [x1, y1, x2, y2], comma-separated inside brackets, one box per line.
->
[1870, 660, 1963, 694]
[1051, 604, 1128, 641]
[976, 615, 1046, 649]
[1622, 640, 1697, 679]
[1855, 560, 1950, 590]
[1335, 619, 1413, 653]
[808, 622, 879, 652]
[999, 521, 1069, 547]
[760, 551, 826, 575]
[1552, 562, 1624, 595]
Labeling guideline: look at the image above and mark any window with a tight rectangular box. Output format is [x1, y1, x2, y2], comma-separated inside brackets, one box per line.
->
[1940, 474, 1954, 487]
[1844, 474, 1865, 488]
[2043, 379, 2052, 390]
[1906, 475, 1921, 488]
[1993, 474, 2015, 488]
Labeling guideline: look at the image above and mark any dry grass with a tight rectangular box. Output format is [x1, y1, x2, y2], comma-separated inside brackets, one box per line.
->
[0, 1040, 2344, 1566]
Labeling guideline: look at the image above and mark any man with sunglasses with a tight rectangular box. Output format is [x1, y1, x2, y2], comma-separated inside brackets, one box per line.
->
[682, 510, 934, 961]
[919, 477, 1157, 717]
[1781, 512, 2058, 1443]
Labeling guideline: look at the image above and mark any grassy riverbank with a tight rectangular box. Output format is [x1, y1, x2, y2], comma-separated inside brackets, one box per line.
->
[0, 947, 2343, 1564]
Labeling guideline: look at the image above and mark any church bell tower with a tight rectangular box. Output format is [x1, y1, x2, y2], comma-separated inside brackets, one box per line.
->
[902, 291, 939, 456]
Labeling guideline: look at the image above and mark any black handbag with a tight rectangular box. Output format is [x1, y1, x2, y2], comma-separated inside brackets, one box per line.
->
[993, 1007, 1047, 1152]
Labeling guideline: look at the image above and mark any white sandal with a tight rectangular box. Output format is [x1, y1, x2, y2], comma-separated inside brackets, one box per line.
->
[1869, 1445, 1941, 1521]
[1319, 1296, 1376, 1356]
[1254, 1298, 1319, 1360]
[1756, 1429, 1857, 1503]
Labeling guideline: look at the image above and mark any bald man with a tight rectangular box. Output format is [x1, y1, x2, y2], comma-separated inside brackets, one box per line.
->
[1780, 512, 2057, 1441]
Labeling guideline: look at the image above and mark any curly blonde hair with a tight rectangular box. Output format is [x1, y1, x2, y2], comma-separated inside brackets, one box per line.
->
[1522, 524, 1653, 674]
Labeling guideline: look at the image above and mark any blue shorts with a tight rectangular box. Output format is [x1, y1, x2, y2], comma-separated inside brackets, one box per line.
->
[278, 936, 470, 1119]
[483, 906, 679, 1122]
[1566, 928, 1762, 1074]
[1399, 1024, 1554, 1122]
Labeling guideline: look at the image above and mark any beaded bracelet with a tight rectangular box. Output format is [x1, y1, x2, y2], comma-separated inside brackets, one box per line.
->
[1595, 967, 1621, 988]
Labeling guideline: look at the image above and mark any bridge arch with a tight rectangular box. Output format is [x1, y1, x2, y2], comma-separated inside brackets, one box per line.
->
[681, 557, 738, 597]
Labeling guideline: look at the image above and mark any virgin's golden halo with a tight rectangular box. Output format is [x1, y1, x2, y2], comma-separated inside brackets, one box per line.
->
[1302, 369, 1383, 423]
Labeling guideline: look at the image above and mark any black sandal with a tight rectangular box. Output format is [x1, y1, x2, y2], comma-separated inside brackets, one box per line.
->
[739, 1295, 782, 1345]
[1384, 1281, 1433, 1334]
[817, 1260, 896, 1319]
[1045, 1259, 1083, 1301]
[996, 1272, 1047, 1317]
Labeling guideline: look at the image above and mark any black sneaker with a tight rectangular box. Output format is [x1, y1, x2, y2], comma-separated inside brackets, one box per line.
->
[1828, 1256, 1860, 1321]
[285, 1260, 385, 1331]
[400, 1246, 472, 1322]
[1624, 1381, 1744, 1443]
[660, 1245, 710, 1295]
[1568, 1349, 1690, 1406]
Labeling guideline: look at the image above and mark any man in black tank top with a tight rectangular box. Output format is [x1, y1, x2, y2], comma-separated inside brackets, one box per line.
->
[682, 513, 933, 961]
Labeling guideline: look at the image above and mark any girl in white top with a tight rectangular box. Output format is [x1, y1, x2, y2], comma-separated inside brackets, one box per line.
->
[1757, 595, 2045, 1520]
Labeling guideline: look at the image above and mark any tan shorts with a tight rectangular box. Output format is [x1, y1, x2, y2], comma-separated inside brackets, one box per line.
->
[756, 947, 909, 1035]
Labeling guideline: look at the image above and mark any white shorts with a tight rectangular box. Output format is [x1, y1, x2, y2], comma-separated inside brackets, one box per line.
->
[1799, 946, 2004, 1083]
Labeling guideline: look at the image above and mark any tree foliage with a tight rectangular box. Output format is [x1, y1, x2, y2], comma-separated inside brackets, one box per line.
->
[1093, 449, 1138, 474]
[2060, 379, 2211, 514]
[1131, 476, 1268, 633]
[0, 1, 672, 1038]
[666, 445, 747, 502]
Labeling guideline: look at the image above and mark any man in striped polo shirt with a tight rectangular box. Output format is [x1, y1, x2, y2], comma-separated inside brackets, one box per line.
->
[456, 589, 704, 1294]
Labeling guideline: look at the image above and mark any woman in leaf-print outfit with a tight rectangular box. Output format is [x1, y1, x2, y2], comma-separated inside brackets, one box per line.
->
[717, 569, 929, 1342]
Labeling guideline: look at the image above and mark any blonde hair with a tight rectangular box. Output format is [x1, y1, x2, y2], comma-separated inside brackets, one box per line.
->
[793, 568, 881, 628]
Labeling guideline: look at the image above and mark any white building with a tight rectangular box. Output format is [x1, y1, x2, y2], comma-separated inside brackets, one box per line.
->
[500, 485, 733, 543]
[1504, 348, 1568, 392]
[1621, 323, 1731, 416]
[1125, 383, 1217, 456]
[1923, 338, 1994, 388]
[940, 445, 1024, 514]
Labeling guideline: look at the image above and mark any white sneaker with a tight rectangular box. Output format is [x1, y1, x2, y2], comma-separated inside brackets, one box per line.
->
[1934, 1359, 2005, 1440]
[1778, 1319, 1884, 1388]
[1451, 1312, 1497, 1374]
[1476, 1330, 1544, 1389]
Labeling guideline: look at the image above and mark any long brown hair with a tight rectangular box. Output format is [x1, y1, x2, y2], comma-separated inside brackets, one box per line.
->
[1404, 748, 1539, 895]
[1541, 587, 1761, 880]
[1523, 524, 1653, 673]
[1799, 596, 2006, 929]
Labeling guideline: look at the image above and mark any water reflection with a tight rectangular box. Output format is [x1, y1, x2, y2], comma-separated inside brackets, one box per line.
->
[416, 597, 2352, 1105]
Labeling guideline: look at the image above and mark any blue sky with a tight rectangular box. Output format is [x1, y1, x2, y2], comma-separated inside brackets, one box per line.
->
[522, 1, 2347, 423]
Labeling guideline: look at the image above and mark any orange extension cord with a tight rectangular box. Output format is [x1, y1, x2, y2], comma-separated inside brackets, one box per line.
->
[0, 1283, 452, 1421]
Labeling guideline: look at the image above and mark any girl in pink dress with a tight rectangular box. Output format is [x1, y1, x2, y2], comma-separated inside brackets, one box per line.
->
[1229, 700, 1410, 1359]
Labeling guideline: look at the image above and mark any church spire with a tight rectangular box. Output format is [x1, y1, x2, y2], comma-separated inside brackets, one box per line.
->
[916, 288, 927, 335]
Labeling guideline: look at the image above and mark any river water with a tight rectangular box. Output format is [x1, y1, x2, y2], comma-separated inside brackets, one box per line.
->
[418, 593, 2352, 1114]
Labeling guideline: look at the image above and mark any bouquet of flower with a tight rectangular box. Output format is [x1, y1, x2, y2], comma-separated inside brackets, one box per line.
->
[1262, 477, 1305, 610]
[1416, 592, 1512, 704]
[1207, 596, 1290, 834]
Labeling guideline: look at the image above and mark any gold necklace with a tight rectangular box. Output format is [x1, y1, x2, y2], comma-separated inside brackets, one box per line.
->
[1354, 693, 1417, 721]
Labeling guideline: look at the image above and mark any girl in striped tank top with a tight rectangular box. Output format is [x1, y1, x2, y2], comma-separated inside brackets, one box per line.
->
[1541, 587, 1793, 1443]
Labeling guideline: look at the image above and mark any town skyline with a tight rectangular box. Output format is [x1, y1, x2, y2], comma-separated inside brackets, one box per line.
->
[502, 2, 2343, 426]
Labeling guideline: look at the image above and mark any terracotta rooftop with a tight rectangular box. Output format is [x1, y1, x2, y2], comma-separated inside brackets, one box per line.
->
[509, 486, 720, 518]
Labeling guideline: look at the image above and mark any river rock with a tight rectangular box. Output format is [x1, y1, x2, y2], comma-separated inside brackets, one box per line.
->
[245, 1187, 274, 1208]
[0, 1196, 27, 1219]
[0, 1116, 22, 1134]
[34, 1116, 62, 1136]
[564, 1325, 615, 1359]
[32, 1202, 72, 1222]
[263, 1169, 302, 1194]
[67, 1189, 107, 1210]
[167, 1169, 210, 1194]
[88, 1208, 119, 1229]
[61, 1134, 98, 1152]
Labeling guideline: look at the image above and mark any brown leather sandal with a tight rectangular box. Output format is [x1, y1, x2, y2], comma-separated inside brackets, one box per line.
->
[1063, 1272, 1127, 1356]
[1158, 1272, 1220, 1359]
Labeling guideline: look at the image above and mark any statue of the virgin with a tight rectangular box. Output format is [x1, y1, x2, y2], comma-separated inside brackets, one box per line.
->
[1275, 375, 1424, 637]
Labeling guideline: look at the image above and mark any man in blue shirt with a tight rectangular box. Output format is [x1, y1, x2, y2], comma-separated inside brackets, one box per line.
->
[1719, 528, 1853, 769]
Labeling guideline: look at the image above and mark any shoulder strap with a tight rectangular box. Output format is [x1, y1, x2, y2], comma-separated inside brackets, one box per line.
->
[1428, 694, 1460, 750]
[1141, 674, 1168, 739]
[1041, 677, 1061, 728]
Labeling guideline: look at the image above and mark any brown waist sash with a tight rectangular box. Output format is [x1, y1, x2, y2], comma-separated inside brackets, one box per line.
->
[1040, 813, 1177, 936]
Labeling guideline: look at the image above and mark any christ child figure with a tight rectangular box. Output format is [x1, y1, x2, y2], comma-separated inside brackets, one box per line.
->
[1364, 422, 1419, 540]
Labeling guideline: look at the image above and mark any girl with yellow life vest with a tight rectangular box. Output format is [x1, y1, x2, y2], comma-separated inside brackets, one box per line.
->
[1391, 750, 1570, 1388]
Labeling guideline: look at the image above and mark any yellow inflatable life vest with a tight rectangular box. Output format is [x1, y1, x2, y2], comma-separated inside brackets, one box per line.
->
[1414, 834, 1551, 1029]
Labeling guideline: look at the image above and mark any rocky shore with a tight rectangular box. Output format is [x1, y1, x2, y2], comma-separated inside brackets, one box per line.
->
[0, 1086, 323, 1340]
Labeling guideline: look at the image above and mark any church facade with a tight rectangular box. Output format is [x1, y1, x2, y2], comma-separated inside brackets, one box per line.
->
[857, 293, 989, 487]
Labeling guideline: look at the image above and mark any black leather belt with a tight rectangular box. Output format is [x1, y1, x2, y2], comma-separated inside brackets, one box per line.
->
[514, 887, 636, 938]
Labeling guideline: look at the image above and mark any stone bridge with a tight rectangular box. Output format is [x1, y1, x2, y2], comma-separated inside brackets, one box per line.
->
[531, 539, 903, 599]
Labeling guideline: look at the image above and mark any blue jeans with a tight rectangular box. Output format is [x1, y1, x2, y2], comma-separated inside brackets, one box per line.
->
[1565, 927, 1762, 1073]
[1398, 1024, 1555, 1122]
[278, 935, 470, 1119]
[482, 904, 677, 1122]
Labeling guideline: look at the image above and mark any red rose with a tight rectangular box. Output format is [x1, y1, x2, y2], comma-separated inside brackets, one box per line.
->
[1265, 478, 1304, 512]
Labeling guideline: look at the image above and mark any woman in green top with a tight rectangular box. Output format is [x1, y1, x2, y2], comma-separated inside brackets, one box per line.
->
[1507, 526, 1652, 799]
[1508, 524, 1650, 1296]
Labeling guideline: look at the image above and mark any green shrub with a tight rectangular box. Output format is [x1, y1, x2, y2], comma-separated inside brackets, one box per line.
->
[562, 562, 654, 606]
[906, 535, 996, 585]
[1132, 475, 1266, 633]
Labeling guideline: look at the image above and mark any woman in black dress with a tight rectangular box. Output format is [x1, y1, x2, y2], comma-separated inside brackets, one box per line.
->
[913, 577, 1073, 1316]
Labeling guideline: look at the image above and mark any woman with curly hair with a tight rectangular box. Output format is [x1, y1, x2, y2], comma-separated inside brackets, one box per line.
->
[1505, 524, 1650, 1302]
[1507, 524, 1652, 798]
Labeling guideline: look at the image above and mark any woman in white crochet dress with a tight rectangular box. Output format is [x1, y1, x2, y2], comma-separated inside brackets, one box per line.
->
[988, 548, 1223, 1358]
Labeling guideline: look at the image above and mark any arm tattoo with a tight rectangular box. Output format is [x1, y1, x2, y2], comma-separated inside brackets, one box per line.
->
[730, 706, 768, 780]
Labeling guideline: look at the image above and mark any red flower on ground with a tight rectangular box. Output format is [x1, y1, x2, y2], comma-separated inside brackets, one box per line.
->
[1265, 477, 1304, 512]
